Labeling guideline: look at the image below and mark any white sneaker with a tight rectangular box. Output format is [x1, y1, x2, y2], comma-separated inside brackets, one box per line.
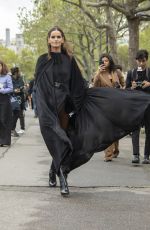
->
[17, 129, 25, 134]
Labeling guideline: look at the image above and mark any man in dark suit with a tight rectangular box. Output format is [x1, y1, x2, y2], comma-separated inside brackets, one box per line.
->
[126, 49, 150, 164]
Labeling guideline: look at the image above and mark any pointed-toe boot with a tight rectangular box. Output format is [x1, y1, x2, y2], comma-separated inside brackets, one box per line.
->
[49, 170, 57, 187]
[59, 168, 69, 196]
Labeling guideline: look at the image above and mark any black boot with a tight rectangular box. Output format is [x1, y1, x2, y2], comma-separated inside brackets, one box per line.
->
[49, 170, 57, 187]
[59, 167, 69, 196]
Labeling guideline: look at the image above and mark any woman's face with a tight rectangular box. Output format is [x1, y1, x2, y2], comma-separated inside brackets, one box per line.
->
[102, 57, 110, 68]
[136, 58, 147, 70]
[48, 30, 64, 52]
[101, 57, 110, 68]
[0, 64, 2, 74]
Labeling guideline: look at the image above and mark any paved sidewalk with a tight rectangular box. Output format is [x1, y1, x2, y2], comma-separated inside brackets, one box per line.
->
[0, 110, 150, 230]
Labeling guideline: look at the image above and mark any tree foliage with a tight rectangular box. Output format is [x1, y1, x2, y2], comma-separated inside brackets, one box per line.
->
[0, 46, 19, 69]
[85, 0, 150, 68]
[18, 0, 150, 79]
[17, 48, 37, 81]
[0, 45, 36, 81]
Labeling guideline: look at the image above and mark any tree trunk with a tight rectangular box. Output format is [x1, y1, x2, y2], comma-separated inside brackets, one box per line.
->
[105, 6, 118, 64]
[128, 17, 140, 68]
[78, 34, 91, 79]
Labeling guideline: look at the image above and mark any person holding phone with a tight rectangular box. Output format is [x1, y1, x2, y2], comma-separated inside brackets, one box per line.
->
[93, 53, 125, 161]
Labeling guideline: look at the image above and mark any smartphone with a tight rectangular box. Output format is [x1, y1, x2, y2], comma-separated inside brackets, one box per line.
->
[99, 60, 104, 65]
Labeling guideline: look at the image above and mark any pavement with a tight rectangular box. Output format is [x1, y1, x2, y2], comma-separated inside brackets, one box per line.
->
[0, 109, 150, 230]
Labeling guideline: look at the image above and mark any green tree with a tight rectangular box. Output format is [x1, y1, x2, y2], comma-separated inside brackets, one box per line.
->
[18, 0, 108, 78]
[0, 45, 35, 81]
[117, 45, 129, 71]
[0, 45, 19, 69]
[140, 25, 150, 65]
[86, 0, 150, 68]
[17, 48, 37, 81]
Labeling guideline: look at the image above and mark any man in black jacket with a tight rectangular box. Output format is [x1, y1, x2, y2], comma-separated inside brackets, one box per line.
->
[126, 49, 150, 164]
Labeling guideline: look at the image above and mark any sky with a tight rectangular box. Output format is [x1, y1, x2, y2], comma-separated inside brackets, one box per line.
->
[0, 0, 34, 40]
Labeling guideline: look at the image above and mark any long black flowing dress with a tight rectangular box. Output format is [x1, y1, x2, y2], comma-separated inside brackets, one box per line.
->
[0, 94, 12, 145]
[35, 52, 150, 174]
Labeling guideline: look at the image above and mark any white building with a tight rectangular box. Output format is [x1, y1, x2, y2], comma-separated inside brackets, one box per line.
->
[0, 29, 25, 53]
[0, 39, 5, 46]
[16, 34, 24, 53]
[5, 28, 11, 47]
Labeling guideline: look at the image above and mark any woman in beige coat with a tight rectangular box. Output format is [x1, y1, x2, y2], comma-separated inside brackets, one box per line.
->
[93, 53, 125, 161]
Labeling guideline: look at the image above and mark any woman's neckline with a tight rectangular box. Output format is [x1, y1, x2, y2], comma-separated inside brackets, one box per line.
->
[50, 51, 61, 54]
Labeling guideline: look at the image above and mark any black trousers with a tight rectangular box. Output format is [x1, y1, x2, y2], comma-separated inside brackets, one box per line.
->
[12, 110, 20, 130]
[132, 106, 150, 158]
[19, 110, 25, 130]
[12, 109, 25, 130]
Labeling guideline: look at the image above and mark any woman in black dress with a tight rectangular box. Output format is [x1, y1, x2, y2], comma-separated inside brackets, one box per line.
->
[35, 26, 150, 196]
[0, 60, 13, 146]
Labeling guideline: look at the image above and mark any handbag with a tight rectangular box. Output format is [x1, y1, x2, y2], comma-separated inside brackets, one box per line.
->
[10, 95, 21, 111]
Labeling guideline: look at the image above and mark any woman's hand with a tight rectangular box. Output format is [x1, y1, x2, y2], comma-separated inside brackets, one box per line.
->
[14, 88, 20, 93]
[98, 64, 106, 73]
[142, 80, 150, 89]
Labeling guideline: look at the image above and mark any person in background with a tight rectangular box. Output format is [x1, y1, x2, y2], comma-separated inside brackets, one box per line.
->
[11, 67, 25, 136]
[28, 75, 38, 118]
[24, 83, 30, 110]
[115, 64, 125, 89]
[113, 64, 125, 158]
[126, 49, 150, 164]
[0, 60, 13, 146]
[93, 54, 125, 161]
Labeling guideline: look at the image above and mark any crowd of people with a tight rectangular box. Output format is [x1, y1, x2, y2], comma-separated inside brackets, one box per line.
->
[0, 26, 150, 197]
[0, 63, 37, 141]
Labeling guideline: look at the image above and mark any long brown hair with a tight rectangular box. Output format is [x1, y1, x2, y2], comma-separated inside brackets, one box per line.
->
[47, 26, 72, 59]
[99, 53, 116, 73]
[0, 60, 9, 75]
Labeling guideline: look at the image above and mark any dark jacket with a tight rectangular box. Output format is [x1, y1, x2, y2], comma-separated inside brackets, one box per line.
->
[28, 79, 35, 95]
[11, 75, 25, 109]
[126, 67, 150, 92]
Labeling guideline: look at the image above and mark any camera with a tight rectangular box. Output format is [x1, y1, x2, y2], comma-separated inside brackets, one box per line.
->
[136, 66, 145, 88]
[135, 81, 143, 88]
[137, 66, 145, 78]
[20, 86, 24, 91]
